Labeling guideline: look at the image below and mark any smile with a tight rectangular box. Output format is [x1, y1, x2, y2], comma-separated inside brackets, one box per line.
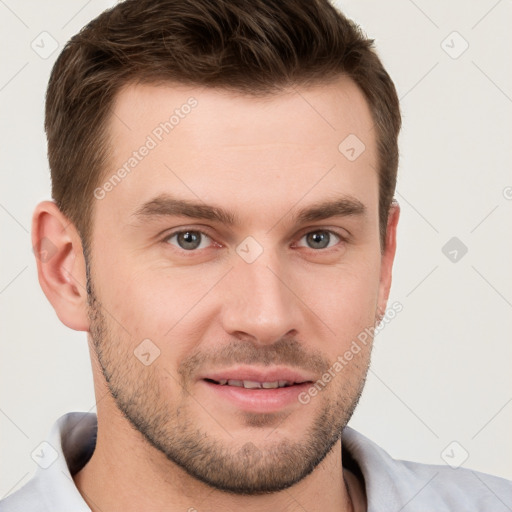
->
[198, 367, 316, 413]
[205, 379, 297, 389]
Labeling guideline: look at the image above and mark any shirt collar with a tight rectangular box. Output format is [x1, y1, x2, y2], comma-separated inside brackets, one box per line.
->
[7, 412, 394, 511]
[28, 412, 96, 511]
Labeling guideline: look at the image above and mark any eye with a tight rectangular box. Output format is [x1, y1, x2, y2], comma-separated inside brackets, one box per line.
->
[297, 230, 341, 250]
[164, 230, 213, 251]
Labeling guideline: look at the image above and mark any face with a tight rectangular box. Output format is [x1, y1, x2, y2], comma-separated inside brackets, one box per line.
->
[86, 77, 393, 494]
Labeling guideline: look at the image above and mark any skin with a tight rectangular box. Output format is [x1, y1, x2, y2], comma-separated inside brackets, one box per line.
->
[33, 76, 399, 512]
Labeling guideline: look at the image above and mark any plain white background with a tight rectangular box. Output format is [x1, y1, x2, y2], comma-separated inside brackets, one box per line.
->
[1, 0, 511, 499]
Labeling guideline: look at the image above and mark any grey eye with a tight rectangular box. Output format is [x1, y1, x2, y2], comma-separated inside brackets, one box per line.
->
[166, 231, 211, 251]
[300, 231, 340, 250]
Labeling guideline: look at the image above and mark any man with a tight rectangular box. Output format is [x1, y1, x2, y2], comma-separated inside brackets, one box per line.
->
[1, 0, 510, 510]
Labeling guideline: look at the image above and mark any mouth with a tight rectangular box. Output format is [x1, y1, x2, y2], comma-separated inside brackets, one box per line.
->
[198, 367, 315, 413]
[204, 378, 303, 389]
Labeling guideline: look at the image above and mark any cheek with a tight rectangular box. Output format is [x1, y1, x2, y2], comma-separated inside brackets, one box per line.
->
[297, 257, 381, 332]
[95, 259, 222, 353]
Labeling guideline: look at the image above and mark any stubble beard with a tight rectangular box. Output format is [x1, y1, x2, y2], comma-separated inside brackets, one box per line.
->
[86, 275, 370, 495]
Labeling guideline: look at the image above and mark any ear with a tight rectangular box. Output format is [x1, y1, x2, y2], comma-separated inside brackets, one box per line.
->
[32, 201, 90, 331]
[377, 200, 400, 318]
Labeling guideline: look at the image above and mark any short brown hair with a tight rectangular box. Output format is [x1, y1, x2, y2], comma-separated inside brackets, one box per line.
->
[45, 0, 400, 252]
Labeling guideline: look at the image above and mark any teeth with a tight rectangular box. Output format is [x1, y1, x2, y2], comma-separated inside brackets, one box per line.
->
[243, 380, 262, 389]
[217, 379, 293, 389]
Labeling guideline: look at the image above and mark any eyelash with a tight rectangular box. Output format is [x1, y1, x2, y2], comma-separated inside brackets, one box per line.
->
[162, 228, 347, 254]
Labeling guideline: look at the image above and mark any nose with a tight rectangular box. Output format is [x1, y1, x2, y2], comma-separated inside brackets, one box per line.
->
[219, 250, 304, 345]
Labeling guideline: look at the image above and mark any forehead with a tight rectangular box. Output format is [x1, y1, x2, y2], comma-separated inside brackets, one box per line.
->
[98, 78, 378, 228]
[109, 77, 374, 150]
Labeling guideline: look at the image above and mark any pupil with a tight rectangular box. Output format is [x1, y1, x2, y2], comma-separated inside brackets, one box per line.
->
[307, 231, 329, 249]
[179, 231, 200, 250]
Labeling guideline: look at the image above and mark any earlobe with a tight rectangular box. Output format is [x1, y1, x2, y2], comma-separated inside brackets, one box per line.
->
[377, 201, 400, 316]
[32, 201, 90, 331]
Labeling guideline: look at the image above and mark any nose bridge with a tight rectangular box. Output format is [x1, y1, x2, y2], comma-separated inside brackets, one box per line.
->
[220, 247, 301, 343]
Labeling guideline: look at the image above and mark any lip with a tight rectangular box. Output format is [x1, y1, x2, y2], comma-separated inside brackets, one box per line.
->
[199, 365, 316, 385]
[198, 366, 316, 414]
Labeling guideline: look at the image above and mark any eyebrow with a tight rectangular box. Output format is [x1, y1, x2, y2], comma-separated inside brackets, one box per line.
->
[132, 194, 366, 226]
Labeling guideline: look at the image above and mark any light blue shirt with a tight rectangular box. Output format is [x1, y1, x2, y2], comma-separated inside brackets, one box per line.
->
[1, 412, 511, 511]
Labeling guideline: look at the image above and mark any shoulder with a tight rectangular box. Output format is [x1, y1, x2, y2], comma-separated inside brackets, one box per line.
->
[0, 412, 95, 512]
[0, 477, 54, 512]
[343, 426, 512, 512]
